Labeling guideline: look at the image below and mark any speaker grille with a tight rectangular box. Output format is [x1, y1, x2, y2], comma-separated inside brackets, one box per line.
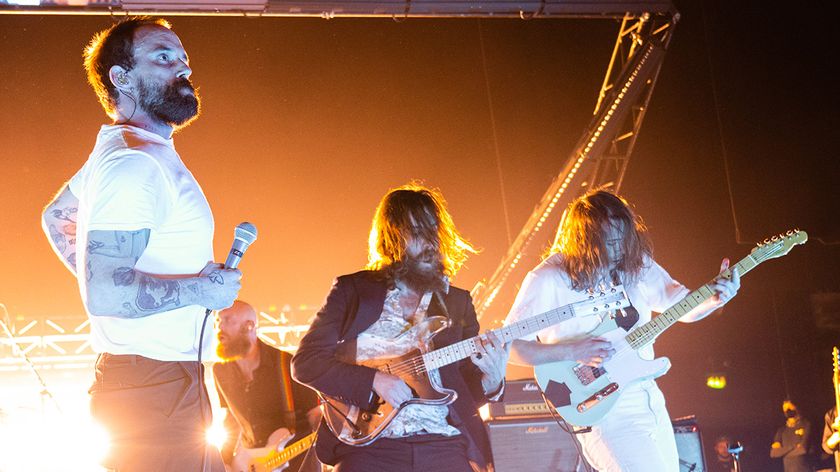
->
[487, 418, 585, 472]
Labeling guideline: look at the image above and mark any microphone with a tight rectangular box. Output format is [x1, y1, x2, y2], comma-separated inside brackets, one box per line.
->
[224, 222, 258, 269]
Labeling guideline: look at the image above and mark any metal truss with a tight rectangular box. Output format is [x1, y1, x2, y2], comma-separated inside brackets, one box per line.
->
[0, 309, 316, 372]
[471, 10, 678, 320]
[2, 1, 675, 19]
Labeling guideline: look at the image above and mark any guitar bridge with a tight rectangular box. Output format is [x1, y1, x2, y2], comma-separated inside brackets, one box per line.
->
[576, 382, 619, 412]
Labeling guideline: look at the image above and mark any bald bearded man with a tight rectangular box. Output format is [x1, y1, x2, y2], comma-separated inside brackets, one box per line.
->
[213, 301, 321, 472]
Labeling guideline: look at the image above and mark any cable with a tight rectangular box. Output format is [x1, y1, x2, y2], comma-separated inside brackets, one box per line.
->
[115, 89, 138, 125]
[700, 1, 748, 246]
[538, 386, 595, 472]
[478, 20, 513, 246]
[770, 293, 792, 400]
[196, 307, 213, 472]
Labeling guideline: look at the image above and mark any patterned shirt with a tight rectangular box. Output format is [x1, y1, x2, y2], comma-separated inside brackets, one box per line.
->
[355, 285, 461, 438]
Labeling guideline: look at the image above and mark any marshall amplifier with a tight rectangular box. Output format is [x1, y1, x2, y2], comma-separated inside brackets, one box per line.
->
[489, 378, 552, 419]
[486, 417, 589, 472]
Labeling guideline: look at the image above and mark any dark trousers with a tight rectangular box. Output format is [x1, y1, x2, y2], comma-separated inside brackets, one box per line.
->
[89, 353, 225, 472]
[333, 434, 475, 472]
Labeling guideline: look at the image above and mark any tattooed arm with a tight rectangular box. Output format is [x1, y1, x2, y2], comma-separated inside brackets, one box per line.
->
[42, 184, 79, 275]
[83, 229, 242, 318]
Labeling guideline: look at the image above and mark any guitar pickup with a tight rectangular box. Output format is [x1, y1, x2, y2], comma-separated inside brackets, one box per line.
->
[576, 382, 619, 413]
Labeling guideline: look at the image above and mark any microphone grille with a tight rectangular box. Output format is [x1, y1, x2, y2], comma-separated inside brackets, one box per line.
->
[234, 222, 258, 244]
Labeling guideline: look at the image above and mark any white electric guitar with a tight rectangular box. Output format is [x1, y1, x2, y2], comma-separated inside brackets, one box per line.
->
[534, 229, 808, 427]
[230, 428, 316, 472]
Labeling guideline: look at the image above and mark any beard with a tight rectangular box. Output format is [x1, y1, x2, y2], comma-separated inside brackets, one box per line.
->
[137, 76, 200, 128]
[216, 324, 252, 361]
[393, 249, 446, 294]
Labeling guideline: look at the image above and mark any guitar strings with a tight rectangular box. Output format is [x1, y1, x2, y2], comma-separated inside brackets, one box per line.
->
[382, 297, 624, 378]
[383, 265, 741, 377]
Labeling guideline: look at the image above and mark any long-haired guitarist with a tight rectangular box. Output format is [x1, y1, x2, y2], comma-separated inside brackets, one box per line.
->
[292, 183, 509, 472]
[504, 189, 740, 472]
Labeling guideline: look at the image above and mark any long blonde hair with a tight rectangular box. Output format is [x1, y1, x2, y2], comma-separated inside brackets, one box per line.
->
[549, 188, 652, 290]
[366, 183, 477, 278]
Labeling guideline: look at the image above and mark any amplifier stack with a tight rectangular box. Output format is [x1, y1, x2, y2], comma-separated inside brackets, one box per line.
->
[485, 379, 589, 472]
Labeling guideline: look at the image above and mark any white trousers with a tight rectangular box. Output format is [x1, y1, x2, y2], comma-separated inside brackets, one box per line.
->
[576, 380, 679, 472]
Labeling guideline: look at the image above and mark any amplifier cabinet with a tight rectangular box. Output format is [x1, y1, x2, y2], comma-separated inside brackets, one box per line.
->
[486, 417, 587, 472]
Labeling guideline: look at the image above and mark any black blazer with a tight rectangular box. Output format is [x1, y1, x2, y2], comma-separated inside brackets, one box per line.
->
[291, 270, 494, 469]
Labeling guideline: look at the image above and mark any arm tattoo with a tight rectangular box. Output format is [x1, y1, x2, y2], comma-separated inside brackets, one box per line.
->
[87, 230, 149, 259]
[49, 224, 67, 252]
[51, 206, 77, 222]
[136, 274, 181, 312]
[122, 302, 139, 317]
[49, 223, 77, 270]
[113, 267, 136, 286]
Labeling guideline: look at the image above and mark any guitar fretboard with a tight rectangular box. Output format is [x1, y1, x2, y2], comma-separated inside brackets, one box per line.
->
[625, 255, 759, 349]
[422, 305, 577, 371]
[265, 432, 316, 468]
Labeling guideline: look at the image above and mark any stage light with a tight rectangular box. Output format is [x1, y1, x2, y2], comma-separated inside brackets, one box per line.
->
[0, 407, 109, 471]
[206, 416, 228, 450]
[479, 403, 490, 421]
[706, 374, 727, 389]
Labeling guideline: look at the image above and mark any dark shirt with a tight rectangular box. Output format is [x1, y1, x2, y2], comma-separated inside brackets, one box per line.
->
[213, 340, 319, 469]
[709, 456, 734, 472]
[771, 417, 812, 472]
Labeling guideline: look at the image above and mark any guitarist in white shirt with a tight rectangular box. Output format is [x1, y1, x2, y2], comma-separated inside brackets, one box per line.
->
[504, 189, 740, 472]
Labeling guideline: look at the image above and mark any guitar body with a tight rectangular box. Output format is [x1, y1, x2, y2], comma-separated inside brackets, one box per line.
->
[231, 428, 294, 472]
[322, 316, 457, 446]
[534, 316, 671, 427]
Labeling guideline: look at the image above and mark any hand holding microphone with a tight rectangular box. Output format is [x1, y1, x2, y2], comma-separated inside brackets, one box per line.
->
[200, 222, 257, 310]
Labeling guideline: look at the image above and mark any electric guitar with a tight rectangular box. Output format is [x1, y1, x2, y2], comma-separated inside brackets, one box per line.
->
[230, 428, 316, 472]
[832, 347, 840, 470]
[534, 229, 808, 427]
[321, 287, 630, 446]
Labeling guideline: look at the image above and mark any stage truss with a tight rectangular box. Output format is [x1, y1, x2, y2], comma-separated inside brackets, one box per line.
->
[0, 309, 317, 372]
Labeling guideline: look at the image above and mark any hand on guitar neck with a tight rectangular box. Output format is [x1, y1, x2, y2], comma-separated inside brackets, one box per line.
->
[469, 331, 511, 395]
[679, 258, 741, 323]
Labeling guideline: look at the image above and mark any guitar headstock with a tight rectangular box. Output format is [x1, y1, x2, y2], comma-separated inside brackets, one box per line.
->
[834, 347, 839, 382]
[750, 229, 808, 263]
[577, 285, 631, 316]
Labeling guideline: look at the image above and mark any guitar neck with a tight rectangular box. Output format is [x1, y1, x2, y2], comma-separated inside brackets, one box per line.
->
[422, 303, 580, 371]
[833, 348, 840, 415]
[625, 254, 759, 350]
[264, 432, 316, 469]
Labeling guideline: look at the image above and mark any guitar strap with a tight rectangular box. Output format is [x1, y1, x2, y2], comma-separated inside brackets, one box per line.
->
[278, 350, 297, 432]
[610, 269, 638, 331]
